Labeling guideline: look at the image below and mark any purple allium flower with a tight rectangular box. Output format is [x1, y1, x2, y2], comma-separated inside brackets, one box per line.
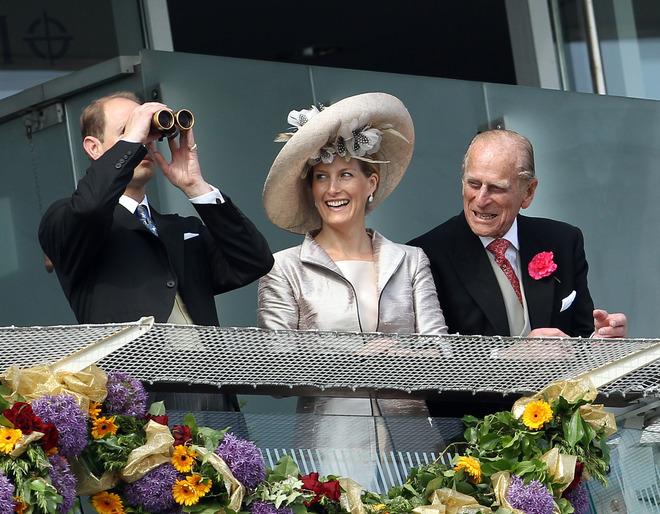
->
[123, 464, 180, 512]
[48, 454, 77, 514]
[216, 432, 266, 489]
[32, 394, 87, 458]
[507, 475, 555, 514]
[251, 500, 294, 514]
[104, 371, 148, 417]
[565, 481, 591, 514]
[0, 472, 14, 514]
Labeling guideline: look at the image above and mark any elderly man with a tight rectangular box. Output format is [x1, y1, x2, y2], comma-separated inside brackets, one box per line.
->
[39, 91, 273, 326]
[409, 129, 626, 338]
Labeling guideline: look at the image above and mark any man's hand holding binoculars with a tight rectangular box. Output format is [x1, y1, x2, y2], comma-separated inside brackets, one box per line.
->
[122, 101, 212, 198]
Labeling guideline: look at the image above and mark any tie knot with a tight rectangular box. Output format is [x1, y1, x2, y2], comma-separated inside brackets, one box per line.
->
[135, 204, 149, 219]
[487, 238, 510, 258]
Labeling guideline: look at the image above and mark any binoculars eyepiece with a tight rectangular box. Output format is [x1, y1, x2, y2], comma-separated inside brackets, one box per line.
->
[151, 109, 195, 138]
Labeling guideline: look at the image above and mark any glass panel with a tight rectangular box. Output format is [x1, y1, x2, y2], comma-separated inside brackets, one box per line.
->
[553, 0, 660, 100]
[0, 0, 143, 100]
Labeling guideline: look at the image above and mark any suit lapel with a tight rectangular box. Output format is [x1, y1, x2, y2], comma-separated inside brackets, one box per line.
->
[151, 209, 184, 281]
[518, 215, 555, 329]
[114, 204, 149, 232]
[451, 214, 510, 335]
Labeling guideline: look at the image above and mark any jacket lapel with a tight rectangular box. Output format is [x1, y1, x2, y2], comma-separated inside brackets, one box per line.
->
[114, 204, 148, 232]
[518, 215, 555, 329]
[451, 214, 510, 335]
[299, 232, 343, 275]
[372, 231, 405, 296]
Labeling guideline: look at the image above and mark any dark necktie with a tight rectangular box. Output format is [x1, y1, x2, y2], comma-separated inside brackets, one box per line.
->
[487, 238, 522, 304]
[135, 205, 159, 236]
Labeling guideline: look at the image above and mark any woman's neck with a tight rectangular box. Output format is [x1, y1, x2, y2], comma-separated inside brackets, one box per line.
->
[314, 224, 373, 261]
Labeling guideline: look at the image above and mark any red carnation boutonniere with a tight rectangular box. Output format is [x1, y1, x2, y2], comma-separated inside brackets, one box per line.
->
[528, 251, 558, 280]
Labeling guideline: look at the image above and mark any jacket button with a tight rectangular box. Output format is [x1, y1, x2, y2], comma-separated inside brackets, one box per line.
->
[166, 280, 176, 288]
[114, 163, 122, 169]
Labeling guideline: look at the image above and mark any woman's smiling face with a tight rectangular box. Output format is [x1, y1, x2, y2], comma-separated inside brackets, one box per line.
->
[310, 157, 378, 231]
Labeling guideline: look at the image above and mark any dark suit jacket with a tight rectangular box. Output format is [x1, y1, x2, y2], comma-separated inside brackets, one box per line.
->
[408, 213, 595, 337]
[39, 140, 274, 325]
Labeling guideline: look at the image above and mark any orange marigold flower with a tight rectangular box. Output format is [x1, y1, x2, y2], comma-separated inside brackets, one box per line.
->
[91, 491, 125, 514]
[172, 478, 202, 506]
[91, 416, 118, 439]
[14, 497, 28, 514]
[89, 401, 102, 419]
[454, 455, 482, 483]
[522, 400, 554, 430]
[171, 445, 197, 473]
[187, 473, 211, 494]
[0, 428, 22, 454]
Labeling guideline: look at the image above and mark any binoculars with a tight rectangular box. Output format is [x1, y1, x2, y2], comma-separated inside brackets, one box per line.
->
[151, 108, 195, 138]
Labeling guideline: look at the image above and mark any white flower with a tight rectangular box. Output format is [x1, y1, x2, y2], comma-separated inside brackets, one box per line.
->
[287, 106, 320, 128]
[347, 127, 383, 157]
[337, 117, 383, 157]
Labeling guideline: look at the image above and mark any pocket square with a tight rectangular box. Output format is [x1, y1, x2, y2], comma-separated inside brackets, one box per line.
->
[560, 290, 576, 312]
[183, 232, 199, 240]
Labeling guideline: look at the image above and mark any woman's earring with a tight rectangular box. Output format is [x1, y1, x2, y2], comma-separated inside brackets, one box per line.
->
[368, 193, 374, 203]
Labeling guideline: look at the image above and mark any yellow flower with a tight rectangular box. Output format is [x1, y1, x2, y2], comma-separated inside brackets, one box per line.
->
[0, 428, 22, 454]
[172, 477, 202, 506]
[89, 401, 102, 419]
[14, 497, 27, 514]
[454, 455, 482, 483]
[91, 491, 125, 514]
[371, 504, 388, 513]
[187, 473, 211, 495]
[522, 400, 554, 430]
[91, 416, 118, 439]
[171, 445, 197, 473]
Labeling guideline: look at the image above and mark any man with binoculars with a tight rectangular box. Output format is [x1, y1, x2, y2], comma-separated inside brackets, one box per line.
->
[39, 91, 274, 327]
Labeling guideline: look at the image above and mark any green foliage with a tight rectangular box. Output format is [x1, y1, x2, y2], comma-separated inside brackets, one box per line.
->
[184, 412, 200, 438]
[197, 426, 228, 452]
[83, 415, 147, 473]
[148, 401, 166, 416]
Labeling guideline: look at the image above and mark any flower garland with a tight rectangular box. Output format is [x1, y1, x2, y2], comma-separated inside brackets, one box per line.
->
[0, 364, 613, 514]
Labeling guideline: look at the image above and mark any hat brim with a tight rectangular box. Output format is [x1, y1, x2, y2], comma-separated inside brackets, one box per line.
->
[263, 92, 414, 234]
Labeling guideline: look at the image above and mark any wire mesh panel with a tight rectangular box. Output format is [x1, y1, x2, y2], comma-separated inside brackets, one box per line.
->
[0, 323, 658, 397]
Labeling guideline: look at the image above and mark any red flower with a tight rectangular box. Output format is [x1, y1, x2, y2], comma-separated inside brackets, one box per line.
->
[3, 402, 40, 433]
[147, 414, 169, 426]
[3, 402, 59, 451]
[563, 460, 584, 495]
[320, 479, 340, 502]
[172, 425, 192, 446]
[38, 422, 59, 452]
[528, 251, 558, 280]
[300, 472, 341, 505]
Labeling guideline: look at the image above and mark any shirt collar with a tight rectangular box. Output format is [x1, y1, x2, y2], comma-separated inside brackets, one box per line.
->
[478, 217, 519, 251]
[118, 195, 150, 216]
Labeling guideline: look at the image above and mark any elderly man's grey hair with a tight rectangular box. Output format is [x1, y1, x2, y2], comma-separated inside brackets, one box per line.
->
[461, 129, 535, 181]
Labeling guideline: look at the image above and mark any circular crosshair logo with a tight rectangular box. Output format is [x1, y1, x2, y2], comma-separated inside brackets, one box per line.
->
[24, 11, 73, 64]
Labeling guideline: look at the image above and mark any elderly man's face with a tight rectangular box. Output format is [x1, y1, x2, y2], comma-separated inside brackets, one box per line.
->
[462, 138, 537, 238]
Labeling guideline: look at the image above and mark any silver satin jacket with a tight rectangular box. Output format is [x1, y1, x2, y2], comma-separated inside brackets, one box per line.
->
[257, 230, 447, 334]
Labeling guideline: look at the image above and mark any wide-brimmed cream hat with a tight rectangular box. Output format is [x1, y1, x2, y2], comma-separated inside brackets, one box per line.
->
[263, 92, 414, 234]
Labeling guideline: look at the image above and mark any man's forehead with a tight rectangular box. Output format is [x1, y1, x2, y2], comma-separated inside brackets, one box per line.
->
[103, 98, 138, 123]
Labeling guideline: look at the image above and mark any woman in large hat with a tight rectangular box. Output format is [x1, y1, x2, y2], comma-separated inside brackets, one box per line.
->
[258, 92, 447, 335]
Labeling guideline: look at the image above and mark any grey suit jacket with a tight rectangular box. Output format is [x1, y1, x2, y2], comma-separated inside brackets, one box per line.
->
[257, 230, 447, 334]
